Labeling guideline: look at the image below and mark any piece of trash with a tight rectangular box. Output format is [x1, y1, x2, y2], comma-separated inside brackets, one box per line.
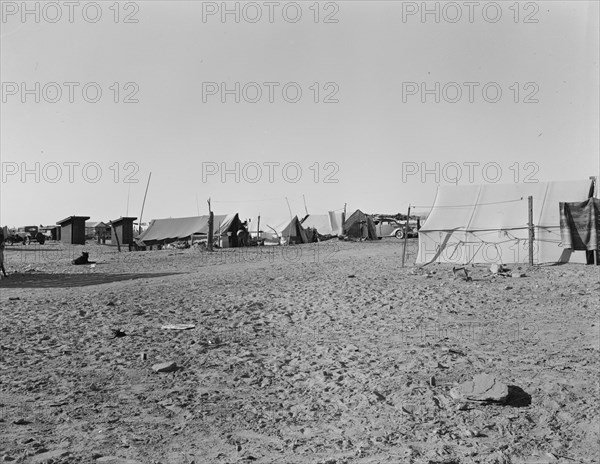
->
[512, 272, 525, 278]
[140, 352, 147, 361]
[9, 297, 20, 301]
[348, 274, 356, 278]
[452, 266, 472, 282]
[111, 329, 127, 338]
[430, 376, 436, 387]
[152, 361, 178, 373]
[462, 428, 482, 438]
[160, 324, 196, 330]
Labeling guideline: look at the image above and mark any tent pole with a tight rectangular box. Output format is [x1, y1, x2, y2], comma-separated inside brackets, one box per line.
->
[207, 198, 213, 252]
[285, 197, 293, 245]
[139, 172, 152, 235]
[402, 205, 411, 267]
[528, 196, 534, 266]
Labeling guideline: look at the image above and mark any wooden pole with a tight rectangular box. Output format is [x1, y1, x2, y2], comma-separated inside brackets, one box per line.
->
[342, 203, 347, 234]
[207, 198, 213, 252]
[402, 205, 411, 267]
[257, 214, 261, 239]
[528, 196, 534, 266]
[111, 223, 121, 252]
[139, 172, 152, 235]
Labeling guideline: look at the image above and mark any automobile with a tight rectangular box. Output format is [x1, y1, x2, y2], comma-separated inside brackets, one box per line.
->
[4, 226, 47, 245]
[373, 217, 418, 239]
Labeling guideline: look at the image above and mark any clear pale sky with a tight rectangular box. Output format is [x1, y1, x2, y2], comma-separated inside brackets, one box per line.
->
[1, 1, 598, 228]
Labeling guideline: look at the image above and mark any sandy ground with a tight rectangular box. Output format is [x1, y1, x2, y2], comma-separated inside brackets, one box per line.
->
[0, 239, 598, 464]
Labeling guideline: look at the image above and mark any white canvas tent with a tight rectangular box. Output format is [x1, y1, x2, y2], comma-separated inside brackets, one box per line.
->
[416, 179, 595, 265]
[301, 211, 344, 236]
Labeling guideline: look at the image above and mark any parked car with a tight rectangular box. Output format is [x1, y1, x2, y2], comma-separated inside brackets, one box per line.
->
[373, 218, 417, 239]
[4, 226, 47, 245]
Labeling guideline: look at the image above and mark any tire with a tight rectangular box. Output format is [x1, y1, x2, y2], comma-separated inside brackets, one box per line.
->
[395, 230, 404, 239]
[23, 236, 31, 245]
[36, 233, 46, 245]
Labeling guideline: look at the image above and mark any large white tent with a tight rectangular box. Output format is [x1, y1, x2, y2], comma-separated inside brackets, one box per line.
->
[416, 179, 595, 265]
[301, 211, 344, 236]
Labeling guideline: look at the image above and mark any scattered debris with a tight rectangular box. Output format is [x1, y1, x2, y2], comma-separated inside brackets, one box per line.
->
[111, 329, 127, 338]
[161, 323, 196, 330]
[452, 374, 510, 403]
[152, 361, 178, 373]
[30, 449, 71, 463]
[452, 266, 472, 282]
[12, 418, 30, 425]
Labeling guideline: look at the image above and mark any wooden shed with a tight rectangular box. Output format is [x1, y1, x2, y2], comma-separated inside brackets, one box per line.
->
[56, 216, 90, 245]
[110, 217, 137, 246]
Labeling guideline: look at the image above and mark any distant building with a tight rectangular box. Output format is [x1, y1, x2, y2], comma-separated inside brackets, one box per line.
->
[85, 221, 111, 241]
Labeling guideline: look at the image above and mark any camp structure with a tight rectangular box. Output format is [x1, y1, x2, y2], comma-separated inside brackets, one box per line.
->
[136, 214, 244, 247]
[416, 179, 596, 265]
[110, 217, 137, 247]
[264, 216, 311, 245]
[57, 216, 90, 245]
[343, 209, 378, 240]
[301, 211, 344, 237]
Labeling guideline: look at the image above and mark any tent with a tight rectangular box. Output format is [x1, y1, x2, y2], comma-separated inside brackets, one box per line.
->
[416, 179, 595, 265]
[301, 211, 344, 236]
[276, 216, 310, 244]
[254, 216, 311, 244]
[343, 209, 378, 240]
[136, 214, 243, 247]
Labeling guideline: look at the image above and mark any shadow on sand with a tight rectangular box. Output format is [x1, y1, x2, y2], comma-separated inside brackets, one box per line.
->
[0, 272, 182, 289]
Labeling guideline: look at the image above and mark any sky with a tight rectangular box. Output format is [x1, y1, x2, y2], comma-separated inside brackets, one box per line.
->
[1, 0, 599, 228]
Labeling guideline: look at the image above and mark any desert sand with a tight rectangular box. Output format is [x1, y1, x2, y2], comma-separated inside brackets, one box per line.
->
[0, 239, 598, 464]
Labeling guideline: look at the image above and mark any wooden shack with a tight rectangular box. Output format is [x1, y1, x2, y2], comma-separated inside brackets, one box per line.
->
[56, 216, 90, 245]
[110, 217, 137, 246]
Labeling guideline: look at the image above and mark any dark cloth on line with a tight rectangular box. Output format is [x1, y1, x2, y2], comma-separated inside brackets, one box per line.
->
[559, 197, 599, 251]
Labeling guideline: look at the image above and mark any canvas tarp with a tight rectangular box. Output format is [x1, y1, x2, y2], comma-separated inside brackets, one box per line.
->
[560, 197, 599, 251]
[301, 212, 344, 236]
[416, 179, 595, 265]
[344, 209, 378, 240]
[278, 216, 310, 244]
[136, 214, 241, 246]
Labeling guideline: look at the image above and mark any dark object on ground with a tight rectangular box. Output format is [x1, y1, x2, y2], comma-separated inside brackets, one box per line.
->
[111, 329, 127, 338]
[72, 252, 96, 265]
[452, 266, 472, 282]
[505, 385, 532, 407]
